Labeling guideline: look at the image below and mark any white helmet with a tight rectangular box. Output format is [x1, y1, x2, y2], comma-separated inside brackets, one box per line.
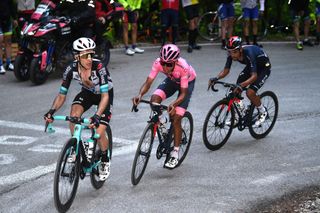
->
[73, 37, 96, 53]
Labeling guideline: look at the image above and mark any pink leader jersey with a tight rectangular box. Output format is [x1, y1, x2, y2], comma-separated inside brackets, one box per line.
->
[148, 57, 196, 88]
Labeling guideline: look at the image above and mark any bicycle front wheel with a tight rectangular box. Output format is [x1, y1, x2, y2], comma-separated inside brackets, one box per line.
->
[177, 111, 194, 167]
[54, 138, 80, 213]
[248, 91, 279, 139]
[197, 11, 220, 41]
[202, 100, 235, 151]
[90, 124, 113, 189]
[131, 123, 155, 185]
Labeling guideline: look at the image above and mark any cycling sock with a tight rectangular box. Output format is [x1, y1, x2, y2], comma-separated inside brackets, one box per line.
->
[0, 59, 3, 66]
[161, 26, 167, 45]
[171, 147, 179, 158]
[253, 35, 257, 44]
[172, 26, 178, 44]
[245, 36, 250, 44]
[132, 44, 136, 49]
[101, 150, 108, 162]
[6, 58, 11, 66]
[193, 29, 198, 45]
[257, 105, 265, 113]
[188, 29, 194, 46]
[221, 39, 226, 47]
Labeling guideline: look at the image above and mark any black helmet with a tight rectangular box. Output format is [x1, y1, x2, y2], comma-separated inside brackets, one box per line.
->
[226, 36, 242, 50]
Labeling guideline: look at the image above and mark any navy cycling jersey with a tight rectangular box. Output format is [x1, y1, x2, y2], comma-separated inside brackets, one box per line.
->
[60, 59, 113, 95]
[225, 45, 270, 74]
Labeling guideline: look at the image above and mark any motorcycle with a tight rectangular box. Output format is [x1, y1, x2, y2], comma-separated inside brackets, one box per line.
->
[14, 0, 57, 82]
[28, 1, 123, 85]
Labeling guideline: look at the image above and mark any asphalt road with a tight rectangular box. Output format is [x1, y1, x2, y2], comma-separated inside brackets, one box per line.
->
[0, 42, 319, 213]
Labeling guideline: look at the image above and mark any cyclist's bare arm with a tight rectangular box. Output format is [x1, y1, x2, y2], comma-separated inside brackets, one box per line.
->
[96, 92, 109, 116]
[216, 67, 230, 79]
[133, 77, 154, 105]
[51, 94, 67, 113]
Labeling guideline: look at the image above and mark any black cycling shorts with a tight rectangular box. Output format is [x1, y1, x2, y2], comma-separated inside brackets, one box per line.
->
[237, 65, 271, 92]
[184, 4, 200, 20]
[72, 88, 114, 125]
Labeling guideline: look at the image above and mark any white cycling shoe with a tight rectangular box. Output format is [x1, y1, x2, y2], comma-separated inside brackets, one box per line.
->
[99, 161, 111, 181]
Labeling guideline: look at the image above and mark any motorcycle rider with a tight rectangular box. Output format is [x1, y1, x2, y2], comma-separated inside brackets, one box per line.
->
[53, 0, 96, 38]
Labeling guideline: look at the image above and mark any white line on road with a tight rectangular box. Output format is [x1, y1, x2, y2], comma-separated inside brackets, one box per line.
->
[0, 119, 138, 186]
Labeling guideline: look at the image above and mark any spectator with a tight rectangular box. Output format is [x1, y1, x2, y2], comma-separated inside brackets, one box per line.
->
[288, 0, 313, 50]
[316, 0, 320, 45]
[240, 0, 265, 46]
[54, 0, 96, 39]
[17, 0, 35, 29]
[118, 0, 144, 56]
[160, 0, 180, 46]
[181, 0, 201, 53]
[217, 0, 235, 49]
[0, 0, 17, 74]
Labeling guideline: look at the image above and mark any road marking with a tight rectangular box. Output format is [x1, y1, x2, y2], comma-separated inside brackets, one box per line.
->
[0, 138, 137, 186]
[28, 144, 62, 153]
[0, 120, 68, 135]
[0, 135, 37, 145]
[251, 174, 287, 185]
[0, 154, 16, 165]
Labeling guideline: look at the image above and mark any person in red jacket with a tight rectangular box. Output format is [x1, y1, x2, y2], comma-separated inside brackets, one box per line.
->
[160, 0, 180, 46]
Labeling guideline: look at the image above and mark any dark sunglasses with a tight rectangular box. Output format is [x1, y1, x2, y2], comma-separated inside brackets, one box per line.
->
[79, 53, 94, 59]
[160, 61, 174, 67]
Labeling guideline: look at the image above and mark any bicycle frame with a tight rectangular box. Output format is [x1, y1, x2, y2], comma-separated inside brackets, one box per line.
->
[46, 115, 101, 173]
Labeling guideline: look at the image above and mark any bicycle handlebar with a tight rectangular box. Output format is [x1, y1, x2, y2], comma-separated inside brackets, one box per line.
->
[209, 80, 247, 93]
[131, 99, 168, 113]
[45, 116, 92, 133]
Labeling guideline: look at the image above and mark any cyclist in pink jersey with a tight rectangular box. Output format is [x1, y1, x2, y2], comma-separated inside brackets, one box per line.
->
[132, 44, 196, 169]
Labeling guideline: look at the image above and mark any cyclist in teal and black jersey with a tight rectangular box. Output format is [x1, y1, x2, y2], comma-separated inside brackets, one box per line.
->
[209, 36, 271, 126]
[44, 37, 113, 181]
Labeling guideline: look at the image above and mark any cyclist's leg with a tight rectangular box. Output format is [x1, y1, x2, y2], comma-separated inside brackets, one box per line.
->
[251, 7, 259, 45]
[218, 4, 228, 47]
[70, 91, 92, 134]
[246, 67, 270, 105]
[151, 77, 177, 104]
[160, 9, 170, 46]
[226, 3, 235, 39]
[242, 8, 251, 44]
[302, 9, 312, 43]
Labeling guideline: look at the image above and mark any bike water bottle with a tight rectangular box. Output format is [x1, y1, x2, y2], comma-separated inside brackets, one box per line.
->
[159, 115, 168, 135]
[235, 100, 245, 115]
[87, 138, 94, 161]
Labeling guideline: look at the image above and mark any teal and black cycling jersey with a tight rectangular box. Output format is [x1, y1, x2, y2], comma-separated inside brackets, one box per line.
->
[225, 45, 270, 74]
[60, 59, 113, 95]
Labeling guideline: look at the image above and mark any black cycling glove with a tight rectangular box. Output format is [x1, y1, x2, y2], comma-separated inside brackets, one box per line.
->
[44, 109, 56, 120]
[90, 114, 101, 127]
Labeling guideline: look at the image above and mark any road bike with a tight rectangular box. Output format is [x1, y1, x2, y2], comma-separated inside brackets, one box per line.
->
[45, 115, 112, 213]
[197, 10, 267, 42]
[202, 81, 278, 151]
[131, 100, 193, 185]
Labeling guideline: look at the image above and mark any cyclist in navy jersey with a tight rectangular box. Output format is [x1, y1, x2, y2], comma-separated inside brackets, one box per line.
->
[44, 38, 113, 181]
[209, 36, 271, 126]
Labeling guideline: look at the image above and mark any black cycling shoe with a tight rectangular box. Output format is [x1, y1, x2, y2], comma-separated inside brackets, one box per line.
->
[187, 45, 193, 53]
[303, 39, 314, 47]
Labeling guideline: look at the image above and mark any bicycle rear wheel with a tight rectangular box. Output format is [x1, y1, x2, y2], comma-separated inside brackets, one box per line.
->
[202, 100, 235, 151]
[131, 123, 155, 185]
[90, 124, 113, 189]
[248, 91, 279, 139]
[54, 138, 80, 213]
[177, 111, 193, 167]
[197, 11, 220, 41]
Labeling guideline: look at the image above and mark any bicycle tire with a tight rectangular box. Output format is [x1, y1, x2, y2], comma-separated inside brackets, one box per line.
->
[202, 99, 235, 151]
[176, 111, 193, 167]
[197, 11, 220, 41]
[54, 138, 80, 213]
[90, 124, 113, 189]
[248, 91, 279, 139]
[131, 123, 155, 185]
